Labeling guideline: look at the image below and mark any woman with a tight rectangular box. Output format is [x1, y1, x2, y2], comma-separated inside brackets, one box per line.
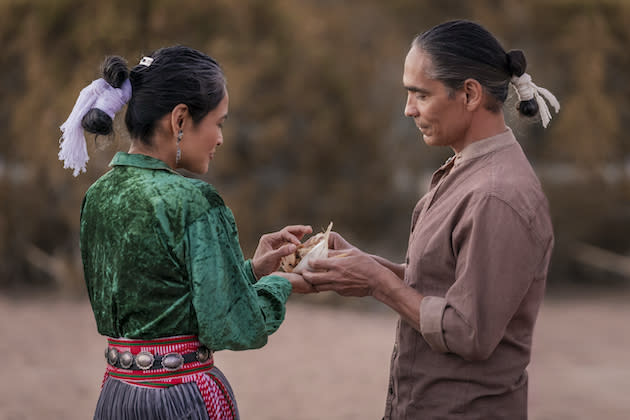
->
[59, 46, 313, 419]
[303, 20, 559, 419]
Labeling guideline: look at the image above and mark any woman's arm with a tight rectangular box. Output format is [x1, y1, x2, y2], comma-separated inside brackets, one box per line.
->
[186, 206, 294, 351]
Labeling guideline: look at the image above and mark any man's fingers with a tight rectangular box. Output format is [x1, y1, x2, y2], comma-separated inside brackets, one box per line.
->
[328, 250, 351, 258]
[305, 281, 336, 292]
[306, 258, 334, 272]
[302, 269, 334, 285]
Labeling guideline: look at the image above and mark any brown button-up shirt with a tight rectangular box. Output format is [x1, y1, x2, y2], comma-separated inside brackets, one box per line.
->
[384, 129, 554, 419]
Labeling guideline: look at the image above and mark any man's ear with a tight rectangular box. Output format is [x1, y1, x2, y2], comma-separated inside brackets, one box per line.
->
[170, 104, 188, 134]
[462, 78, 483, 111]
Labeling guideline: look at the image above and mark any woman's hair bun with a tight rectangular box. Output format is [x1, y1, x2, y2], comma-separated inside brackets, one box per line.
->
[102, 56, 129, 88]
[81, 56, 129, 135]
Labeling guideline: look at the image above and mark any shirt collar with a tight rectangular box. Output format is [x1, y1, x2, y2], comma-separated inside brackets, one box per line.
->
[110, 152, 180, 174]
[450, 128, 517, 168]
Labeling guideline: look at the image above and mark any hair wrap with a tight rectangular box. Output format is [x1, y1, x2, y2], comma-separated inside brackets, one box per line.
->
[59, 78, 132, 176]
[510, 73, 560, 128]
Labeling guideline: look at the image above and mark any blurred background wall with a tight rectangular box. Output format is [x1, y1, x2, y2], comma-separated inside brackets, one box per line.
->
[1, 0, 629, 296]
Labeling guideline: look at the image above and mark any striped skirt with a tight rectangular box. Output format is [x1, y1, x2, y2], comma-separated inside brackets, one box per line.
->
[94, 335, 240, 420]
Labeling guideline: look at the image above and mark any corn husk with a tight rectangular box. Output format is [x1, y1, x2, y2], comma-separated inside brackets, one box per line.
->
[281, 222, 333, 274]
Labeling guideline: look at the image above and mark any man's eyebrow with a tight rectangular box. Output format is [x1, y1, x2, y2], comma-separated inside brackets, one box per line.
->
[405, 86, 430, 94]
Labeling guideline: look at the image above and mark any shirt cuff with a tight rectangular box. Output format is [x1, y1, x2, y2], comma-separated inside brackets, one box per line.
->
[244, 259, 258, 284]
[420, 296, 449, 353]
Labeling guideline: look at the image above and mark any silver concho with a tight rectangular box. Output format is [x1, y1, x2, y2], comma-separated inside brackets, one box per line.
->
[135, 351, 155, 370]
[161, 353, 184, 371]
[107, 348, 119, 366]
[196, 346, 211, 363]
[119, 351, 134, 369]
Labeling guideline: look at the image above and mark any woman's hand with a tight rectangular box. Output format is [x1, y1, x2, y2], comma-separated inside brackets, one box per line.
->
[272, 272, 318, 294]
[252, 225, 312, 279]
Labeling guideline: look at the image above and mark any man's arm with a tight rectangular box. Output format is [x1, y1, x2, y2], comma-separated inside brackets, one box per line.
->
[304, 250, 422, 331]
[328, 231, 406, 280]
[433, 195, 550, 361]
[370, 254, 406, 280]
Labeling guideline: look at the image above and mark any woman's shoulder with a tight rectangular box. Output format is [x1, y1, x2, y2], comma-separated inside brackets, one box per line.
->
[84, 168, 226, 218]
[184, 178, 226, 210]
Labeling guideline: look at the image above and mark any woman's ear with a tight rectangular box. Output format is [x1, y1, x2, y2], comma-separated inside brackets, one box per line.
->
[169, 104, 189, 135]
[462, 78, 483, 111]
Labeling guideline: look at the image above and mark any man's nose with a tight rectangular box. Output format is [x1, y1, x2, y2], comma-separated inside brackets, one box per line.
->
[404, 94, 418, 117]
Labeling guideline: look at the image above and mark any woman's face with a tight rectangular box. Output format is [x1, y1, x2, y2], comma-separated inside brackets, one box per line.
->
[403, 47, 471, 153]
[179, 92, 229, 174]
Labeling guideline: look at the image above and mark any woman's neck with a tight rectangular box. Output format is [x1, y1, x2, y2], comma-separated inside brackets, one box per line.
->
[128, 138, 177, 169]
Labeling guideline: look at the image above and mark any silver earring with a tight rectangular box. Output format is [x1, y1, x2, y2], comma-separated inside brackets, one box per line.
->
[176, 130, 183, 164]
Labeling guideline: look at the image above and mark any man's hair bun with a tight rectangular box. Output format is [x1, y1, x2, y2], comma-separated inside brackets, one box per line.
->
[507, 50, 538, 117]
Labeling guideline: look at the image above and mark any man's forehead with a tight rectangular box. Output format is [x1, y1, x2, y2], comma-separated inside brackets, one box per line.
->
[403, 48, 433, 87]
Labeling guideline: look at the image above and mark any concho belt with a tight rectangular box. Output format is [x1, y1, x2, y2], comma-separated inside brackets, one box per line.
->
[105, 345, 212, 371]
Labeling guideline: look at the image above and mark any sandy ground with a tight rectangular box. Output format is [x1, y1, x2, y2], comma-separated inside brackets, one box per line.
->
[1, 293, 629, 419]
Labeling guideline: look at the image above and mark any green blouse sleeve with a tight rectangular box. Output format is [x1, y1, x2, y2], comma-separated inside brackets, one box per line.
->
[185, 205, 292, 351]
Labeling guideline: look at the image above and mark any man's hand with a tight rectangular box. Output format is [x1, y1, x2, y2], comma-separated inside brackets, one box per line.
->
[327, 231, 356, 251]
[302, 249, 392, 297]
[303, 249, 424, 330]
[252, 225, 312, 279]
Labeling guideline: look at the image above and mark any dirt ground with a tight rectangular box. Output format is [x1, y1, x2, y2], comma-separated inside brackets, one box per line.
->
[1, 293, 629, 420]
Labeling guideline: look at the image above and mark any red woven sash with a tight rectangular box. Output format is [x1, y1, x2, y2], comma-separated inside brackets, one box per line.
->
[102, 335, 235, 419]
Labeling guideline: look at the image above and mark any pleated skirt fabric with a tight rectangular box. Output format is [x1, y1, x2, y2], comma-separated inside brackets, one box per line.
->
[94, 366, 240, 420]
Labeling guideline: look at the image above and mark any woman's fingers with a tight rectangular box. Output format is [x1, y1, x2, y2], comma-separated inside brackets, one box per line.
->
[281, 225, 312, 244]
[272, 243, 297, 259]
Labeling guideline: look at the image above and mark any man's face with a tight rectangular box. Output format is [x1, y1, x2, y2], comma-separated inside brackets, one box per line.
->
[403, 46, 470, 152]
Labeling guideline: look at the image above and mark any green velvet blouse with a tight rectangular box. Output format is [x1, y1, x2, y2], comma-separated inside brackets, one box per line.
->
[80, 152, 292, 351]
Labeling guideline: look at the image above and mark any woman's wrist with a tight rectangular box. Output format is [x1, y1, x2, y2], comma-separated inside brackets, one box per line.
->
[250, 259, 261, 282]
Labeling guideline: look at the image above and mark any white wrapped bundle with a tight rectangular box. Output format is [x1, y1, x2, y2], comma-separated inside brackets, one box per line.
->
[281, 222, 333, 274]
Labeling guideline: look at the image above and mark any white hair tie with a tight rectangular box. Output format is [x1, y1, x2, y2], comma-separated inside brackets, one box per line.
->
[510, 73, 560, 128]
[59, 78, 132, 176]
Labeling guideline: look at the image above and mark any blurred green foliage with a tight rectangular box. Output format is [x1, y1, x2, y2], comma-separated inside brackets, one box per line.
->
[1, 0, 629, 293]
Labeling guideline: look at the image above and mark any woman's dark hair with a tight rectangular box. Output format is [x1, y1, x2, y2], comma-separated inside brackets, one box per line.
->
[413, 20, 538, 116]
[81, 45, 226, 143]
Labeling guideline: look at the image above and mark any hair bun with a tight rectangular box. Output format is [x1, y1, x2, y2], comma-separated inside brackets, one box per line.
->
[507, 49, 538, 117]
[506, 50, 527, 77]
[81, 56, 130, 135]
[102, 56, 129, 88]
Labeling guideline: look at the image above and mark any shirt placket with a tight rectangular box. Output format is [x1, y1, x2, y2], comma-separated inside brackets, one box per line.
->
[414, 156, 456, 231]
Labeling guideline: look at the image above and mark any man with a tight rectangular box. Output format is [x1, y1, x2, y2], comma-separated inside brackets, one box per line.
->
[303, 20, 557, 419]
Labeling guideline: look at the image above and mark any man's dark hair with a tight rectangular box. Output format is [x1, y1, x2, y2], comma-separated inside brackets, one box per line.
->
[413, 20, 538, 116]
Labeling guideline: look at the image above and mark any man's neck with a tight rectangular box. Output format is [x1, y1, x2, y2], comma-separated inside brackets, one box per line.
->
[451, 111, 507, 154]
